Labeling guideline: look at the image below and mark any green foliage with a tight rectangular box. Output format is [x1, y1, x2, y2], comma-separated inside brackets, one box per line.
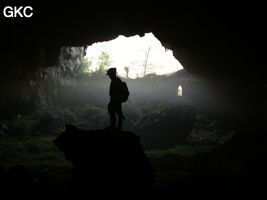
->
[123, 101, 143, 123]
[72, 104, 108, 129]
[97, 51, 111, 73]
[144, 73, 157, 79]
[0, 136, 70, 168]
[145, 144, 217, 182]
[146, 144, 217, 158]
[31, 105, 77, 122]
[188, 114, 235, 144]
[0, 135, 73, 186]
[133, 107, 167, 128]
[80, 58, 92, 73]
[0, 104, 109, 137]
[1, 115, 39, 136]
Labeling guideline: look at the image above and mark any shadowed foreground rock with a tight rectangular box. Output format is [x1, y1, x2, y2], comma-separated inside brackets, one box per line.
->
[53, 125, 154, 200]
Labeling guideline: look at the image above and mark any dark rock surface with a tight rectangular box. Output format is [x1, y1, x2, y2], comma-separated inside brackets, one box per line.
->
[53, 124, 155, 199]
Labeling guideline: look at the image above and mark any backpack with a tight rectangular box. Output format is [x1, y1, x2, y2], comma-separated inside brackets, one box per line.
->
[120, 81, 129, 103]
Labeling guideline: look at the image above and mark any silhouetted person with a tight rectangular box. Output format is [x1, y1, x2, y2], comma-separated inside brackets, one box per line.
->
[106, 68, 128, 130]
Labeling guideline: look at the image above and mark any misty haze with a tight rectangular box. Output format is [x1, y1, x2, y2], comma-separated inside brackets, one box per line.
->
[0, 4, 264, 199]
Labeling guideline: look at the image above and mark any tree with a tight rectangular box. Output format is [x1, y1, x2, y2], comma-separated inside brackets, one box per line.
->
[142, 46, 152, 77]
[124, 66, 129, 78]
[97, 52, 111, 73]
[80, 58, 92, 73]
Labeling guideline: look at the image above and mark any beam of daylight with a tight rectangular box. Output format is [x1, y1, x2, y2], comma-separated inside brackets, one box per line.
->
[84, 32, 183, 79]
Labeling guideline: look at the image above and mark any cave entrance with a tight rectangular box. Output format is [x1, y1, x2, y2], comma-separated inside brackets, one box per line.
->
[83, 32, 183, 79]
[177, 85, 183, 96]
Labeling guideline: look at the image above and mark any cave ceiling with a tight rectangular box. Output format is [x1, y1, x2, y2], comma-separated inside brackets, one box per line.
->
[0, 1, 262, 84]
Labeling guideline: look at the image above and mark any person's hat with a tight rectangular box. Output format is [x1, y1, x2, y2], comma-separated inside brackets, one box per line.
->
[106, 68, 116, 75]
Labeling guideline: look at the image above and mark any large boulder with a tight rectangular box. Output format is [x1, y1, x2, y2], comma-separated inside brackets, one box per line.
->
[53, 124, 155, 199]
[135, 106, 196, 149]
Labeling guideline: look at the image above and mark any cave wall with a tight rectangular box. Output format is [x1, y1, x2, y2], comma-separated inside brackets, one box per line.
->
[0, 1, 264, 129]
[1, 1, 262, 81]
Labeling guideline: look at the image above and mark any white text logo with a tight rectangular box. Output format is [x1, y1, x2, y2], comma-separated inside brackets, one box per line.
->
[3, 6, 33, 18]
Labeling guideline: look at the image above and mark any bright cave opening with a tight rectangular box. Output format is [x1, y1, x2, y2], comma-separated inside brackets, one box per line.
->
[177, 85, 183, 96]
[83, 32, 183, 79]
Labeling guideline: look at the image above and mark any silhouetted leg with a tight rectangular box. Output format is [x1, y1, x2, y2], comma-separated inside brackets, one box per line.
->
[117, 116, 123, 130]
[115, 103, 124, 130]
[108, 102, 116, 128]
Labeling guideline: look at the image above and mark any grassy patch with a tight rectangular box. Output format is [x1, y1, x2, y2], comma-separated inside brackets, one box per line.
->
[0, 136, 69, 167]
[0, 135, 218, 186]
[146, 144, 217, 158]
[145, 144, 218, 183]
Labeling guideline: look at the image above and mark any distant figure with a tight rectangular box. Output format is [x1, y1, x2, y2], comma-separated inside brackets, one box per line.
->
[106, 68, 129, 130]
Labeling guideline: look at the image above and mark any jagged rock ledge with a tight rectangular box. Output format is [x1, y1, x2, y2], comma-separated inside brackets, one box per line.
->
[53, 124, 155, 199]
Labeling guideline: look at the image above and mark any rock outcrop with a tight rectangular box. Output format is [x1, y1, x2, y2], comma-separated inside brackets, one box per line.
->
[53, 124, 155, 199]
